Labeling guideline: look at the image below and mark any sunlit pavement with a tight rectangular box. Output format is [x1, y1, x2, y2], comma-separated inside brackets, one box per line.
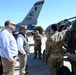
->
[14, 36, 71, 75]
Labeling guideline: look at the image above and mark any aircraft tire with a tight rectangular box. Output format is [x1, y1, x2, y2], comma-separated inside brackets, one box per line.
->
[59, 66, 72, 75]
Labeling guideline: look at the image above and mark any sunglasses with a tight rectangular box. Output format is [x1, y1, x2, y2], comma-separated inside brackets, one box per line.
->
[25, 29, 27, 30]
[10, 23, 16, 26]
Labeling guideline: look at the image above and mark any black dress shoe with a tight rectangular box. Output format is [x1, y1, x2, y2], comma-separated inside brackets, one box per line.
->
[25, 72, 29, 75]
[26, 72, 28, 74]
[26, 65, 28, 68]
[34, 57, 36, 59]
[39, 57, 42, 60]
[25, 68, 27, 71]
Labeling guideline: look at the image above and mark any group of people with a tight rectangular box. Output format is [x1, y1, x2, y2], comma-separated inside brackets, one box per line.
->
[0, 20, 30, 75]
[0, 20, 42, 75]
[0, 19, 72, 75]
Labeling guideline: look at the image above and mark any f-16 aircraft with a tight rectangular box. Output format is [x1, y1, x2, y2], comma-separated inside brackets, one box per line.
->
[62, 19, 76, 75]
[0, 26, 4, 32]
[45, 16, 76, 36]
[0, 0, 45, 33]
[15, 0, 45, 31]
[45, 17, 76, 75]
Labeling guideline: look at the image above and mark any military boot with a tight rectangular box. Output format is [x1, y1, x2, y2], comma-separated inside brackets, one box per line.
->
[34, 55, 37, 59]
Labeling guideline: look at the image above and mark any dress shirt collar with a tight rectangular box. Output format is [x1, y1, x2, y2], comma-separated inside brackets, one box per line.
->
[5, 28, 12, 34]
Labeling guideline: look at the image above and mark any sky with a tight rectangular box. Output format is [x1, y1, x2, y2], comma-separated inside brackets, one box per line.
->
[0, 0, 76, 30]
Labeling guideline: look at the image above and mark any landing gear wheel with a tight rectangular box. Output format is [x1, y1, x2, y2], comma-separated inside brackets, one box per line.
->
[59, 66, 72, 75]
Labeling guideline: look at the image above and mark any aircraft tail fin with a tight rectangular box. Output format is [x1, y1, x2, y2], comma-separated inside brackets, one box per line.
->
[22, 0, 45, 25]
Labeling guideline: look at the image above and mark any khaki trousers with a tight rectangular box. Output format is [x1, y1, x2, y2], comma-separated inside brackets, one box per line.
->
[1, 57, 17, 75]
[18, 54, 27, 74]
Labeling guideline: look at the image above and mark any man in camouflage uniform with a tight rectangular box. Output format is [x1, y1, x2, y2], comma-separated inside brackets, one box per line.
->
[33, 30, 42, 59]
[44, 24, 68, 75]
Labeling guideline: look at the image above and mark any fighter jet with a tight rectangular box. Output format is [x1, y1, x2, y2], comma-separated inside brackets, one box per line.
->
[45, 17, 76, 75]
[45, 16, 76, 36]
[15, 0, 45, 31]
[0, 26, 4, 32]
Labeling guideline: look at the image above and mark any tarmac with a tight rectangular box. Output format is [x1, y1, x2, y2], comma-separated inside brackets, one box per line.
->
[13, 36, 71, 75]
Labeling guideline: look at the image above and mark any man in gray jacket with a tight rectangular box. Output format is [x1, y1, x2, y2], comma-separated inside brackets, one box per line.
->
[17, 25, 30, 75]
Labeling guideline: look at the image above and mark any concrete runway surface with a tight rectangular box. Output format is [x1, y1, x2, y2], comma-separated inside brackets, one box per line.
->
[14, 36, 71, 75]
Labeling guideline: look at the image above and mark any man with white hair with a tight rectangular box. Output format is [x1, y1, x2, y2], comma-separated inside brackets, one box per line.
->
[17, 25, 30, 75]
